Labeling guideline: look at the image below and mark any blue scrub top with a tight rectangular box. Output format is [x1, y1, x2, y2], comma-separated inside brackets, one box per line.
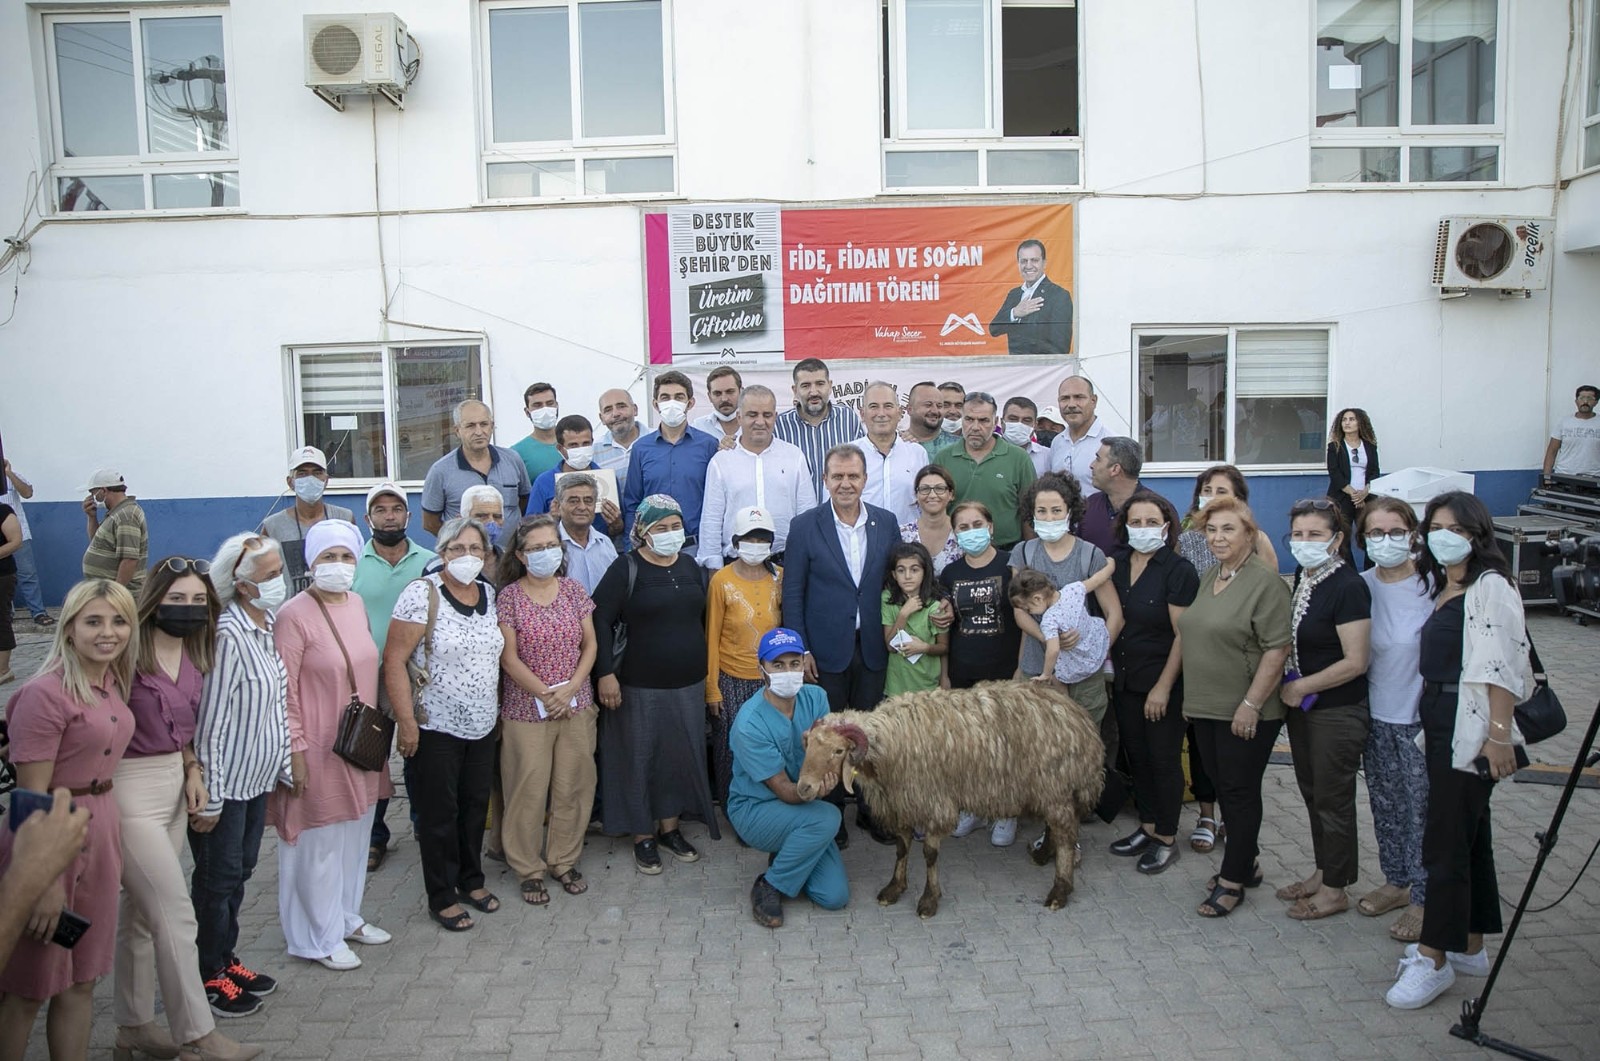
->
[727, 684, 832, 810]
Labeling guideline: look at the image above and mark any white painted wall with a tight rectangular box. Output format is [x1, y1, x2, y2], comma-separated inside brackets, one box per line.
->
[0, 0, 1593, 503]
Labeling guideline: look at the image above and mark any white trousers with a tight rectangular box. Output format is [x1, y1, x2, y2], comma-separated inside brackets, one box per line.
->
[277, 807, 375, 960]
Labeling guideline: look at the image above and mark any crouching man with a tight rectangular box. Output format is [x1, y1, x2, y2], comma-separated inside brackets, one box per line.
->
[729, 628, 849, 927]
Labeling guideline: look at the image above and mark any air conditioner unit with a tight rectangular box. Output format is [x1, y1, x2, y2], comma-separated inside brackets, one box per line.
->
[1432, 215, 1552, 295]
[304, 13, 414, 110]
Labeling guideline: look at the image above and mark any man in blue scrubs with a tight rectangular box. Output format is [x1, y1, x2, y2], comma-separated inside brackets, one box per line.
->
[728, 628, 849, 927]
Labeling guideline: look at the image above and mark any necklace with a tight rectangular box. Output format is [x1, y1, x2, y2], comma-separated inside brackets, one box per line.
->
[1289, 557, 1346, 673]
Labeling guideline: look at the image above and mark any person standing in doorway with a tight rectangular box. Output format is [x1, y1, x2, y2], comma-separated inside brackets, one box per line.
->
[259, 447, 356, 597]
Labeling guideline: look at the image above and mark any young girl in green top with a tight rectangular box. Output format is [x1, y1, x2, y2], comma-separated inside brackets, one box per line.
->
[881, 542, 949, 696]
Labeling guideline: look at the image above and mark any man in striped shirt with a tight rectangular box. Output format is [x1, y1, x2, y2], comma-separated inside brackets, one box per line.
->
[80, 468, 148, 594]
[774, 358, 863, 499]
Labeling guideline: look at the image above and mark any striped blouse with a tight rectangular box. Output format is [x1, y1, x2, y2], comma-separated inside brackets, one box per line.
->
[194, 601, 292, 816]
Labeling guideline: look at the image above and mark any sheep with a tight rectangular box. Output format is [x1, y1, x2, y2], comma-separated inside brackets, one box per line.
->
[795, 680, 1104, 918]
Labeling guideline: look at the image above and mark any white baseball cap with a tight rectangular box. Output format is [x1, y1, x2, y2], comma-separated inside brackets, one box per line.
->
[1037, 406, 1065, 427]
[366, 482, 408, 510]
[288, 445, 328, 471]
[733, 506, 776, 538]
[81, 468, 125, 491]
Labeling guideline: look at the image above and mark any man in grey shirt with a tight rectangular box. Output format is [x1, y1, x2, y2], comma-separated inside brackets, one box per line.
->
[259, 445, 355, 595]
[420, 399, 531, 534]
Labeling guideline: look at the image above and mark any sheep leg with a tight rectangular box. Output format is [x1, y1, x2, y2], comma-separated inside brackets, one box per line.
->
[1043, 814, 1081, 910]
[1029, 824, 1056, 867]
[915, 834, 943, 919]
[877, 835, 911, 906]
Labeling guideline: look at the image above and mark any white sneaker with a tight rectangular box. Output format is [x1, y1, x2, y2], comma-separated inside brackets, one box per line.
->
[345, 923, 392, 946]
[1404, 942, 1489, 977]
[951, 812, 984, 838]
[990, 818, 1018, 847]
[1386, 952, 1455, 1009]
[315, 943, 362, 971]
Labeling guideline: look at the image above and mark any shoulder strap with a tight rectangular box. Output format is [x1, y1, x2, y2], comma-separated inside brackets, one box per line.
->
[1526, 627, 1546, 681]
[405, 577, 440, 666]
[625, 552, 638, 599]
[311, 594, 360, 700]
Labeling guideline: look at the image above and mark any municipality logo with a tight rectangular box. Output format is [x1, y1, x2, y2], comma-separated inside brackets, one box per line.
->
[941, 313, 983, 337]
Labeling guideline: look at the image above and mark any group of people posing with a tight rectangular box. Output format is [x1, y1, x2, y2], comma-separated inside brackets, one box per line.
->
[0, 365, 1542, 1061]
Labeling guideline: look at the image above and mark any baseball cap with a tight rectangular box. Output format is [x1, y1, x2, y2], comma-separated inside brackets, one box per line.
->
[289, 445, 329, 471]
[757, 627, 808, 662]
[366, 482, 408, 510]
[732, 506, 776, 538]
[81, 468, 125, 491]
[1037, 406, 1065, 426]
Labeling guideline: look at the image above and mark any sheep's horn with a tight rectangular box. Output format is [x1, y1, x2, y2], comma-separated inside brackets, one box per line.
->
[842, 762, 856, 795]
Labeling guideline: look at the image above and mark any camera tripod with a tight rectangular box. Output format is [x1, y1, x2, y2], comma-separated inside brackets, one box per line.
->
[1449, 698, 1600, 1059]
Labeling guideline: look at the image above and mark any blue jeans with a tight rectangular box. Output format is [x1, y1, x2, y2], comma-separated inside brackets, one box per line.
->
[11, 540, 46, 618]
[188, 794, 268, 978]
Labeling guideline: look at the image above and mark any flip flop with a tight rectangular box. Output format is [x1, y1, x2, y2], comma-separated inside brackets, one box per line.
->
[1358, 884, 1410, 917]
[1287, 896, 1349, 921]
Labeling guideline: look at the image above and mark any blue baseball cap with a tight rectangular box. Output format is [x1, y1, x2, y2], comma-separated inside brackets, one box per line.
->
[757, 627, 807, 662]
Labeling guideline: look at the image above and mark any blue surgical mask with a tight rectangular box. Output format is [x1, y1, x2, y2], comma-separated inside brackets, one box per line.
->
[483, 520, 503, 546]
[1289, 540, 1336, 569]
[649, 529, 686, 557]
[956, 527, 992, 555]
[1427, 528, 1473, 566]
[1034, 519, 1069, 543]
[1365, 536, 1413, 568]
[293, 475, 326, 504]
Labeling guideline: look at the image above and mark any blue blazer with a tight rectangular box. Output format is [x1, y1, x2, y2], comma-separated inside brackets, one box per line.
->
[781, 501, 899, 674]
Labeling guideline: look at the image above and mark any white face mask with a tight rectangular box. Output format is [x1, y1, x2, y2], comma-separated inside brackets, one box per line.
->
[737, 541, 772, 565]
[1290, 540, 1337, 569]
[1034, 518, 1069, 542]
[1196, 494, 1215, 510]
[311, 561, 355, 593]
[767, 670, 805, 698]
[293, 475, 326, 504]
[712, 406, 740, 423]
[1002, 422, 1033, 446]
[523, 548, 563, 578]
[564, 446, 594, 470]
[649, 529, 686, 557]
[657, 400, 688, 428]
[245, 574, 288, 613]
[446, 555, 485, 584]
[1127, 526, 1167, 554]
[528, 407, 559, 430]
[941, 417, 962, 435]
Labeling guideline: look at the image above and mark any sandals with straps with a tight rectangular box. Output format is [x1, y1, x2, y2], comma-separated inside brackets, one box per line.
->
[554, 868, 587, 895]
[1198, 881, 1245, 918]
[1190, 816, 1222, 853]
[520, 878, 550, 906]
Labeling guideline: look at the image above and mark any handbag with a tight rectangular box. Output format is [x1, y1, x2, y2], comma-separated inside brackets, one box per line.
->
[610, 554, 638, 670]
[402, 578, 438, 727]
[314, 596, 395, 773]
[1513, 633, 1566, 745]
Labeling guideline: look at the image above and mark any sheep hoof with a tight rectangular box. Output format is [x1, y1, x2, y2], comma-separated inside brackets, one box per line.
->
[916, 895, 940, 918]
[877, 883, 905, 906]
[1044, 881, 1074, 909]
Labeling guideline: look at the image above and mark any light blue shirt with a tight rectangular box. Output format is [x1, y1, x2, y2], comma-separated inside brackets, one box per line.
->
[727, 684, 832, 812]
[561, 520, 619, 595]
[351, 537, 431, 653]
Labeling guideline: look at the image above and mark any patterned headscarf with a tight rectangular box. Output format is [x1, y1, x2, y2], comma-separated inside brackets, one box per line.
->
[631, 494, 682, 549]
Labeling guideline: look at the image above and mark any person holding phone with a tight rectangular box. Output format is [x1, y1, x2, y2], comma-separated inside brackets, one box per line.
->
[0, 579, 138, 1061]
[0, 790, 90, 969]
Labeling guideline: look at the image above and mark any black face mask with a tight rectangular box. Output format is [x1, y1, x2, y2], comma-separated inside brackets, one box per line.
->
[1035, 427, 1061, 447]
[371, 526, 409, 547]
[153, 604, 210, 638]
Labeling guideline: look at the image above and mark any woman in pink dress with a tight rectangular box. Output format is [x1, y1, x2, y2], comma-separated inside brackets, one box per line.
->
[0, 579, 139, 1061]
[268, 521, 392, 973]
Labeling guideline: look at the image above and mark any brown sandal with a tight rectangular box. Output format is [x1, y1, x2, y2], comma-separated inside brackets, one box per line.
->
[520, 878, 549, 906]
[1357, 884, 1409, 917]
[1275, 879, 1314, 902]
[1287, 896, 1349, 921]
[1389, 903, 1425, 941]
[554, 868, 587, 895]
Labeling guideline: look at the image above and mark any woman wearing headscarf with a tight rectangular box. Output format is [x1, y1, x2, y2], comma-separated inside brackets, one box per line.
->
[591, 495, 721, 876]
[268, 521, 392, 972]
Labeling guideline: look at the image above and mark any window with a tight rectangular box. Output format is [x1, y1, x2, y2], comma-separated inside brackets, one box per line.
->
[292, 342, 488, 483]
[1137, 328, 1329, 470]
[481, 0, 675, 200]
[44, 9, 237, 212]
[881, 0, 1080, 191]
[1312, 0, 1504, 185]
[1584, 0, 1600, 170]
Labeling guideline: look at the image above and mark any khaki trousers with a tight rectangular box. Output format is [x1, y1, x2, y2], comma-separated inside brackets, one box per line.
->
[113, 753, 215, 1043]
[500, 710, 598, 880]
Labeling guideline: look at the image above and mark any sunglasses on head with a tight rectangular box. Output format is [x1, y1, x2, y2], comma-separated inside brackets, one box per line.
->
[160, 557, 212, 576]
[1291, 498, 1337, 514]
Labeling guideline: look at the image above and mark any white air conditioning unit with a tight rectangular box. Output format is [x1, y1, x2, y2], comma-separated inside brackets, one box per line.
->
[1432, 215, 1553, 295]
[304, 13, 415, 110]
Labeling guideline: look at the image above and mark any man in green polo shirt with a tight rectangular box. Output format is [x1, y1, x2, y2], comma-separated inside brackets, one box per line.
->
[80, 468, 148, 594]
[352, 481, 431, 871]
[935, 392, 1037, 549]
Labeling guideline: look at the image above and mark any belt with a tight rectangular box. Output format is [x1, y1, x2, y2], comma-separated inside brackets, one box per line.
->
[69, 779, 114, 796]
[1423, 681, 1460, 695]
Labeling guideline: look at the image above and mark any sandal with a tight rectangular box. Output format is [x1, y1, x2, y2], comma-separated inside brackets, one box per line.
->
[367, 844, 387, 873]
[32, 615, 55, 628]
[430, 907, 474, 932]
[1189, 816, 1220, 853]
[1207, 862, 1264, 890]
[1275, 878, 1316, 902]
[1389, 903, 1425, 942]
[1358, 884, 1409, 917]
[520, 878, 549, 906]
[1287, 895, 1349, 921]
[554, 868, 588, 896]
[1198, 882, 1245, 918]
[461, 890, 500, 913]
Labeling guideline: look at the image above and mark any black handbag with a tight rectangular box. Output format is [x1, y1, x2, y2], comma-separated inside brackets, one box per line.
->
[1513, 634, 1566, 745]
[314, 596, 395, 773]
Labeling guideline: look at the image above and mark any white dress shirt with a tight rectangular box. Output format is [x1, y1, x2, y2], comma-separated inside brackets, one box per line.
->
[691, 411, 741, 443]
[831, 503, 869, 628]
[1047, 416, 1108, 498]
[1027, 441, 1052, 477]
[852, 435, 927, 525]
[696, 436, 818, 568]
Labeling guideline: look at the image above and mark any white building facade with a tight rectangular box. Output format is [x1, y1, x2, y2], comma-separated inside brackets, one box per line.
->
[1, 0, 1597, 600]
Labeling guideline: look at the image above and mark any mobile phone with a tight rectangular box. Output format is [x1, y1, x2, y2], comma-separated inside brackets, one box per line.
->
[50, 910, 91, 950]
[1473, 745, 1530, 779]
[7, 788, 70, 831]
[1283, 670, 1319, 712]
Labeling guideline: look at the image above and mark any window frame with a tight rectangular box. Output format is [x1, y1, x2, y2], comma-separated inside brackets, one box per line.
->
[1309, 0, 1507, 188]
[287, 338, 494, 490]
[1582, 0, 1600, 173]
[1133, 324, 1334, 476]
[41, 4, 241, 216]
[880, 0, 1083, 194]
[477, 0, 678, 203]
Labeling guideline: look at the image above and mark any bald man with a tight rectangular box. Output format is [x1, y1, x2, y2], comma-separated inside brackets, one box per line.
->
[420, 398, 530, 534]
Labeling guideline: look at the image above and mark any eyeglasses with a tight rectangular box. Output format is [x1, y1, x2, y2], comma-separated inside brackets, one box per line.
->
[160, 557, 212, 576]
[915, 485, 951, 496]
[1290, 498, 1337, 514]
[442, 544, 487, 558]
[1365, 530, 1412, 543]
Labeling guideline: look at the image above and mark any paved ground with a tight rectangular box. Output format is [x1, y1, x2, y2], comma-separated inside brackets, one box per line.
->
[11, 607, 1600, 1060]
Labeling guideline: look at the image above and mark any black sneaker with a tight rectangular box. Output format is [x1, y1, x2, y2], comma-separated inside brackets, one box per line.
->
[205, 972, 263, 1018]
[656, 829, 700, 863]
[634, 838, 663, 875]
[751, 874, 784, 928]
[223, 956, 277, 996]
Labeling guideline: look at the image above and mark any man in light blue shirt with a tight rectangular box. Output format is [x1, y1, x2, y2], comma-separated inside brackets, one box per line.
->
[555, 473, 618, 594]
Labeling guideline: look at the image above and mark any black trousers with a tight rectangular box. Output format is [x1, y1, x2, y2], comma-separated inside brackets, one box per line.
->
[1190, 716, 1283, 885]
[1418, 687, 1503, 953]
[1186, 722, 1216, 804]
[816, 641, 886, 815]
[411, 727, 495, 913]
[1113, 685, 1188, 837]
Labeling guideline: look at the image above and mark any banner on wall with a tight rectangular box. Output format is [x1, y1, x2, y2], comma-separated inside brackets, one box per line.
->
[646, 203, 1074, 368]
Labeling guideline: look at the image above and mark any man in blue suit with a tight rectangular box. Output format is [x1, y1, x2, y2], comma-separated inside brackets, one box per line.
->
[781, 444, 899, 847]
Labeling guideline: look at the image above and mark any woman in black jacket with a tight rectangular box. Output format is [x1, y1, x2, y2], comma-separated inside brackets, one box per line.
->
[1326, 408, 1380, 568]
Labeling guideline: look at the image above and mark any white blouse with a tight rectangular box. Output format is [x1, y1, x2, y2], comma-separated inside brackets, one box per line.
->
[392, 574, 505, 741]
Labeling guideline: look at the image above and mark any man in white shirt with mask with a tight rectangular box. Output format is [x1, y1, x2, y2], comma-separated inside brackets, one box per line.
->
[525, 415, 624, 539]
[691, 366, 743, 451]
[698, 385, 816, 568]
[1002, 396, 1052, 476]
